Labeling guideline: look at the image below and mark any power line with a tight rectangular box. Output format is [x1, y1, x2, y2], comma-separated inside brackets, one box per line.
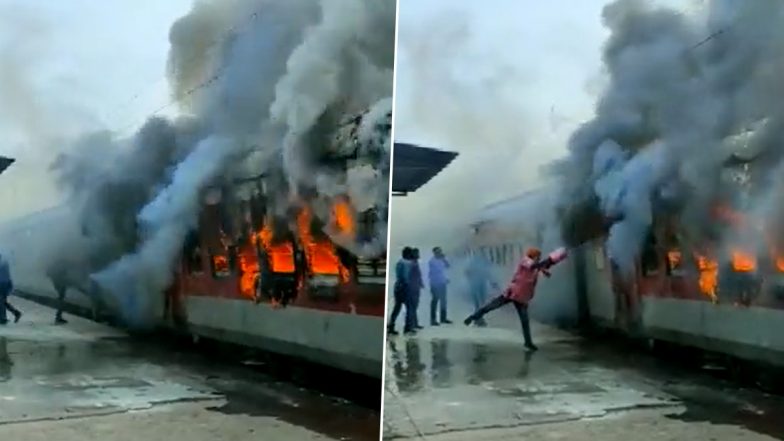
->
[110, 9, 264, 134]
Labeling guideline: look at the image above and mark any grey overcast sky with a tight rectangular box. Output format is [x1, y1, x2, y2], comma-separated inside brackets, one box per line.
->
[390, 0, 702, 254]
[0, 0, 191, 219]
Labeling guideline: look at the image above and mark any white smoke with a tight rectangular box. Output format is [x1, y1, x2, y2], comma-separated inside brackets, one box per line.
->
[550, 0, 784, 273]
[44, 0, 393, 327]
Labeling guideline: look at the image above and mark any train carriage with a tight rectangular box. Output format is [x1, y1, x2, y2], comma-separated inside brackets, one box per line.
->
[0, 106, 389, 379]
[459, 171, 784, 368]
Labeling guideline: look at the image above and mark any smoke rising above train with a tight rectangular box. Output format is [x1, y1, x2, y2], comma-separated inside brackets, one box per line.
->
[47, 0, 394, 327]
[548, 0, 784, 276]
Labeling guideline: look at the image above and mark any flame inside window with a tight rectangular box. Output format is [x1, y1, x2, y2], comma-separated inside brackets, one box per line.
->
[212, 254, 230, 277]
[667, 250, 682, 269]
[731, 250, 756, 272]
[694, 253, 718, 302]
[257, 224, 296, 274]
[298, 206, 349, 282]
[238, 251, 259, 298]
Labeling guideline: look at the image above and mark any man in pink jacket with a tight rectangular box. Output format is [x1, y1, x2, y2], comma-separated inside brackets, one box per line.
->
[464, 247, 568, 351]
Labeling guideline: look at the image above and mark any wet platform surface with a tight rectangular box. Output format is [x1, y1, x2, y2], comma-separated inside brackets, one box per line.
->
[0, 298, 378, 440]
[383, 317, 784, 440]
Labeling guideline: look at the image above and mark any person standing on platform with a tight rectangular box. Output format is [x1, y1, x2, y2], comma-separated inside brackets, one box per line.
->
[410, 248, 424, 330]
[428, 247, 452, 325]
[0, 254, 22, 325]
[388, 247, 416, 335]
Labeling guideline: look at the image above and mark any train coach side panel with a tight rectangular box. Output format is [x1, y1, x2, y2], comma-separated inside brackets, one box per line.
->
[641, 297, 784, 365]
[184, 296, 384, 378]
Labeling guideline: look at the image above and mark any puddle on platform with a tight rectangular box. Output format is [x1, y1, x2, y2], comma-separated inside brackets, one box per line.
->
[386, 338, 536, 393]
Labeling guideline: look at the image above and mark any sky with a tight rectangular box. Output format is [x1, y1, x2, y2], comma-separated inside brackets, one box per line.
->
[0, 0, 191, 219]
[390, 0, 702, 256]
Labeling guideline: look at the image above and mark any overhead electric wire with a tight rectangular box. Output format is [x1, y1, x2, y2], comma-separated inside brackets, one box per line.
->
[110, 8, 265, 135]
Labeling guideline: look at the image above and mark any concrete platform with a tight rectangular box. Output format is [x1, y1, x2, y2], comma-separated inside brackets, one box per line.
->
[382, 318, 784, 440]
[0, 298, 378, 440]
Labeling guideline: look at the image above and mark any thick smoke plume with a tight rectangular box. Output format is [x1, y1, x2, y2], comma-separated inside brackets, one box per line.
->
[47, 0, 393, 327]
[549, 0, 784, 273]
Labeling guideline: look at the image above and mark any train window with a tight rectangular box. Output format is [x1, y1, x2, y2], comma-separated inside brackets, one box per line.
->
[210, 246, 238, 279]
[183, 231, 204, 274]
[210, 253, 231, 278]
[666, 249, 683, 275]
[641, 229, 660, 276]
[664, 230, 684, 276]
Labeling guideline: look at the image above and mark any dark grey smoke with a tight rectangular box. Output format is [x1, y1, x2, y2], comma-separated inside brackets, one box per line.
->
[44, 0, 393, 327]
[549, 0, 784, 272]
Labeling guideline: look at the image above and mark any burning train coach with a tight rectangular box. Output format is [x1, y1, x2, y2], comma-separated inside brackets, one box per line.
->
[564, 150, 784, 366]
[460, 155, 784, 368]
[0, 105, 389, 379]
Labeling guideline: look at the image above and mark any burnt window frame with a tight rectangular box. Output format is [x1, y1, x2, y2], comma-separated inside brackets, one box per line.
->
[183, 230, 205, 275]
[209, 248, 235, 279]
[640, 227, 661, 277]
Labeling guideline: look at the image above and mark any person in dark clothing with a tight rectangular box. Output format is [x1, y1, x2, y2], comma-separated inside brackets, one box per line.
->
[388, 247, 416, 335]
[410, 248, 424, 330]
[0, 254, 21, 325]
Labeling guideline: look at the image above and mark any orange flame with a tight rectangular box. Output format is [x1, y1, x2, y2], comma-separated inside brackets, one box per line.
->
[667, 250, 682, 269]
[333, 197, 356, 237]
[768, 244, 784, 273]
[212, 254, 229, 275]
[257, 222, 296, 274]
[731, 250, 756, 272]
[238, 251, 258, 298]
[297, 206, 349, 282]
[233, 200, 354, 298]
[694, 253, 718, 302]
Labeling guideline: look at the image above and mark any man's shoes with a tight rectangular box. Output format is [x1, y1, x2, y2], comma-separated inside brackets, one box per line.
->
[387, 328, 399, 336]
[441, 319, 453, 325]
[524, 343, 539, 352]
[463, 316, 473, 326]
[55, 316, 68, 325]
[403, 328, 417, 335]
[12, 311, 21, 323]
[415, 325, 424, 330]
[0, 319, 7, 326]
[431, 321, 439, 326]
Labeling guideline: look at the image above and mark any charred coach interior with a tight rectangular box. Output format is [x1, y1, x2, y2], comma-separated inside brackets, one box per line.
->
[171, 173, 386, 323]
[564, 151, 784, 326]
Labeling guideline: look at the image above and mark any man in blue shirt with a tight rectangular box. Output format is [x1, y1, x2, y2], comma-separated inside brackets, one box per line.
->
[0, 254, 22, 325]
[428, 247, 452, 325]
[388, 247, 417, 335]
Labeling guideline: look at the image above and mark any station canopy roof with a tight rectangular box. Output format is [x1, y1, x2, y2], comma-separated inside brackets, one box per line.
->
[0, 156, 15, 177]
[392, 142, 457, 195]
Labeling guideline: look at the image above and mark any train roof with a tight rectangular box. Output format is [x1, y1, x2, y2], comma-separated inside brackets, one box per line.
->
[392, 142, 457, 195]
[471, 187, 555, 226]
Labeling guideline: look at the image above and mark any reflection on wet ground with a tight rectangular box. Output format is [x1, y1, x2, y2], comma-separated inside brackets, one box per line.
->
[0, 299, 378, 441]
[383, 325, 784, 440]
[386, 337, 534, 393]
